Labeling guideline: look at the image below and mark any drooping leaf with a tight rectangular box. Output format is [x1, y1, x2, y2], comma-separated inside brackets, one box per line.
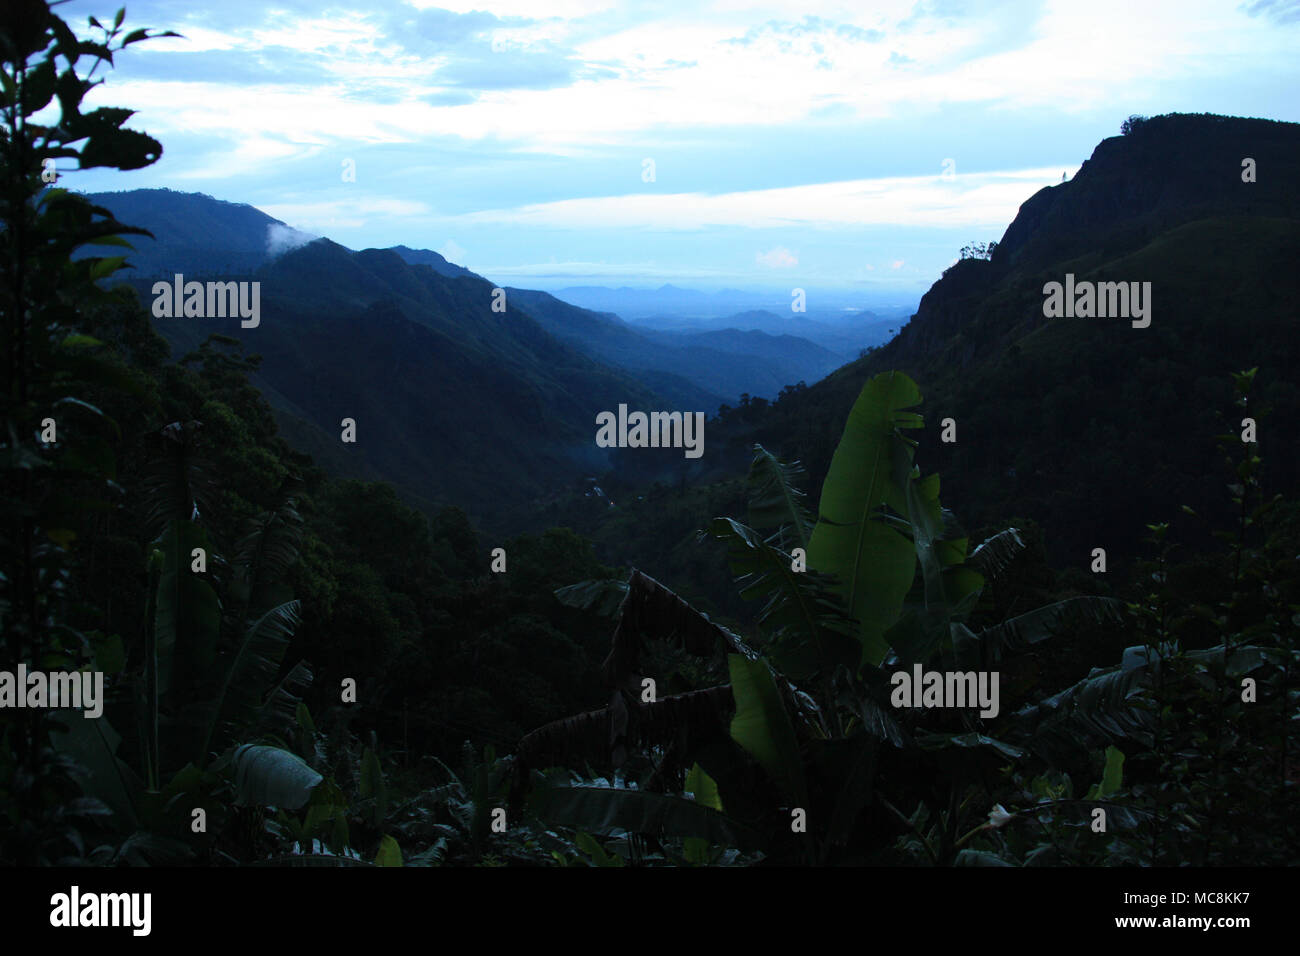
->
[967, 528, 1026, 584]
[706, 516, 857, 678]
[601, 570, 753, 690]
[203, 601, 302, 760]
[231, 744, 322, 809]
[954, 596, 1128, 670]
[553, 578, 629, 618]
[745, 444, 813, 550]
[254, 659, 312, 738]
[728, 654, 807, 807]
[1012, 661, 1153, 762]
[229, 497, 303, 616]
[518, 684, 734, 772]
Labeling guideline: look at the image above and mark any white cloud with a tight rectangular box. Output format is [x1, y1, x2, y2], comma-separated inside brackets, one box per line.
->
[439, 239, 467, 263]
[756, 246, 798, 268]
[266, 223, 318, 259]
[258, 198, 433, 234]
[438, 166, 1077, 231]
[890, 258, 905, 269]
[85, 1, 1299, 158]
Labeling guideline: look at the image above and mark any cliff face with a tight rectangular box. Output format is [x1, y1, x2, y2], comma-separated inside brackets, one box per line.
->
[743, 112, 1300, 567]
[995, 113, 1298, 271]
[885, 113, 1300, 371]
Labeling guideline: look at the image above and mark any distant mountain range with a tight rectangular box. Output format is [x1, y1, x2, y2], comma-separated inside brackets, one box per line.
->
[628, 309, 903, 357]
[81, 189, 882, 405]
[77, 188, 879, 527]
[551, 283, 917, 320]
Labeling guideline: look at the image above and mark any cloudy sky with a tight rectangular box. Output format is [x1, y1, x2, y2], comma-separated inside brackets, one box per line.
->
[59, 0, 1300, 300]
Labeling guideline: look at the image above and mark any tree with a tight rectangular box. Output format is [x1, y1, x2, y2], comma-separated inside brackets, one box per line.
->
[958, 240, 998, 260]
[1120, 114, 1148, 136]
[0, 0, 177, 864]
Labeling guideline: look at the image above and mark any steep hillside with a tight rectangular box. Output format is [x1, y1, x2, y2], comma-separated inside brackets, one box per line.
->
[82, 187, 295, 275]
[117, 237, 671, 530]
[725, 113, 1300, 567]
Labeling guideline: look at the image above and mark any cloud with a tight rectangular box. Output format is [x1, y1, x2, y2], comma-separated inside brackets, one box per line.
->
[756, 246, 798, 268]
[77, 0, 1298, 158]
[726, 15, 885, 48]
[258, 197, 433, 234]
[440, 166, 1078, 231]
[439, 239, 467, 263]
[266, 223, 318, 259]
[1239, 0, 1300, 25]
[891, 259, 905, 269]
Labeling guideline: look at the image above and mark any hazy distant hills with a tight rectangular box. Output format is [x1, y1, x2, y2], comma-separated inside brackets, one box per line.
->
[552, 286, 912, 357]
[552, 283, 917, 320]
[638, 326, 848, 396]
[732, 113, 1300, 567]
[630, 308, 902, 358]
[77, 192, 676, 526]
[496, 288, 847, 404]
[82, 189, 873, 407]
[77, 187, 905, 523]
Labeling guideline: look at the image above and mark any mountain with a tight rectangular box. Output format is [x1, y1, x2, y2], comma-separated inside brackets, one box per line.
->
[638, 326, 848, 393]
[81, 192, 688, 529]
[492, 287, 728, 409]
[498, 288, 841, 404]
[720, 113, 1300, 568]
[552, 283, 918, 319]
[387, 244, 476, 280]
[81, 187, 299, 276]
[631, 308, 901, 357]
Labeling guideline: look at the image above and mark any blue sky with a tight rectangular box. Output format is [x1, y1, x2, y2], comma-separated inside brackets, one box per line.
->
[57, 0, 1300, 301]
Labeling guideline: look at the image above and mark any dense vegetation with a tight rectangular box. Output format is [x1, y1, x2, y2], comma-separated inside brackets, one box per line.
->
[0, 3, 1293, 866]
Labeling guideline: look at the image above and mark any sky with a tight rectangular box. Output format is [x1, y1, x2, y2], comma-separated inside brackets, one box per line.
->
[56, 0, 1300, 302]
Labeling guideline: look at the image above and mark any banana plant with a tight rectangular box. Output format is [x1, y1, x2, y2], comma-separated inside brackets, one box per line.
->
[529, 371, 1147, 865]
[51, 440, 319, 857]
